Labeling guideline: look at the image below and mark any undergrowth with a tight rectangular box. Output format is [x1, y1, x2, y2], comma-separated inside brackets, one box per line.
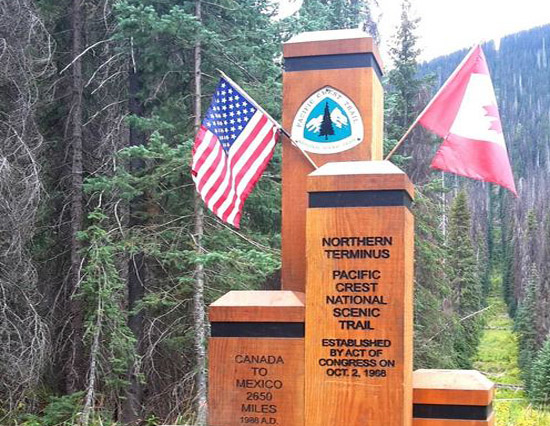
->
[474, 276, 550, 425]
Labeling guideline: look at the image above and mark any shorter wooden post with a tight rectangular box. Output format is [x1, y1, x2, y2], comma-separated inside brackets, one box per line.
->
[208, 291, 305, 426]
[413, 369, 496, 425]
[304, 161, 414, 425]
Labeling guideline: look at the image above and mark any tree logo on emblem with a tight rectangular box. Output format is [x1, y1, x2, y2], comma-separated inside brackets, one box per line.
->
[291, 86, 363, 154]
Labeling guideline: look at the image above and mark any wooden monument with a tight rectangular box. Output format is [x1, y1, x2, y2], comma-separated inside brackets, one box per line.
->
[207, 29, 495, 426]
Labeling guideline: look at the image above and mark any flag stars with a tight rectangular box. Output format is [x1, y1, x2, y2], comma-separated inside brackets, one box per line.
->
[204, 79, 260, 151]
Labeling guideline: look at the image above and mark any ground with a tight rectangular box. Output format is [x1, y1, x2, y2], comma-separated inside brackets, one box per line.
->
[473, 276, 550, 425]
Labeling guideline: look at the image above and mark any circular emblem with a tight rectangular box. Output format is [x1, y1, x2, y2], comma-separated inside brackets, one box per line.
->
[291, 86, 363, 154]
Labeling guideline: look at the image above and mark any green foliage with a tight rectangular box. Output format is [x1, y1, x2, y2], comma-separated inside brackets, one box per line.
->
[385, 0, 422, 142]
[78, 209, 137, 396]
[474, 281, 550, 425]
[79, 130, 281, 418]
[20, 393, 85, 426]
[447, 191, 483, 367]
[529, 336, 550, 407]
[422, 25, 550, 392]
[515, 264, 541, 390]
[384, 2, 479, 370]
[413, 181, 460, 369]
[283, 0, 376, 35]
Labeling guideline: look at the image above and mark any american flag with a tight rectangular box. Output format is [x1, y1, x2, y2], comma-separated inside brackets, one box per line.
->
[192, 77, 279, 228]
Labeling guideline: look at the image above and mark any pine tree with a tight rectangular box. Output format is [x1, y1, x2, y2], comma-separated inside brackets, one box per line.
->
[516, 264, 540, 390]
[319, 102, 335, 139]
[384, 0, 463, 369]
[286, 0, 378, 37]
[0, 0, 52, 414]
[386, 0, 421, 139]
[58, 0, 284, 422]
[192, 1, 207, 424]
[529, 336, 550, 407]
[447, 191, 483, 368]
[412, 180, 461, 369]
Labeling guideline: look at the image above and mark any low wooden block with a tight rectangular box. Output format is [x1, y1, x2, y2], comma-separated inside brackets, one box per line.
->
[413, 370, 495, 426]
[209, 338, 304, 426]
[208, 291, 305, 426]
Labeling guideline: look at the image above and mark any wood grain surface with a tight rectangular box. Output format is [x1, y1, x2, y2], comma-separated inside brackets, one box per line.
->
[413, 369, 495, 406]
[281, 66, 383, 293]
[209, 338, 304, 426]
[283, 29, 383, 69]
[307, 160, 415, 196]
[304, 206, 414, 425]
[209, 291, 305, 323]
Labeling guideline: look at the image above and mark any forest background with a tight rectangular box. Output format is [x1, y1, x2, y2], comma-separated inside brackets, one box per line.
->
[1, 0, 549, 424]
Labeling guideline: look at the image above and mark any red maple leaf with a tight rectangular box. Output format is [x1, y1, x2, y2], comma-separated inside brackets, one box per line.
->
[483, 104, 503, 134]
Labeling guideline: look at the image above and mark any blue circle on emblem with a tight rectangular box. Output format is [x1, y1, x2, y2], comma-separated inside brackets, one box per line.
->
[303, 97, 352, 143]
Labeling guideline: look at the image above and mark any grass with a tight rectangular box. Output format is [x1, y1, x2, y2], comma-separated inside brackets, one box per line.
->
[474, 278, 550, 425]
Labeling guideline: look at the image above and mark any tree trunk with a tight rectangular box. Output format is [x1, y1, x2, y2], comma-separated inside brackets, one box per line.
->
[121, 48, 147, 425]
[193, 0, 208, 423]
[67, 0, 85, 394]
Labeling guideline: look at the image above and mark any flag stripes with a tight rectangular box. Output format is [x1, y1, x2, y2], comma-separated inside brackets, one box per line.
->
[192, 106, 278, 227]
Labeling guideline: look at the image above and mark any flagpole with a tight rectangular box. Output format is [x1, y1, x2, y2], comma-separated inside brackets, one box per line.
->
[217, 70, 319, 170]
[384, 116, 422, 161]
[385, 44, 480, 161]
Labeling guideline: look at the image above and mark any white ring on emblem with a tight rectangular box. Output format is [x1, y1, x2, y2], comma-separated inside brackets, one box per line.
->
[291, 86, 364, 154]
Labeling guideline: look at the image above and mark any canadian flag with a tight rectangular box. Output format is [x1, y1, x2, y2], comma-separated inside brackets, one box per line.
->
[418, 45, 517, 195]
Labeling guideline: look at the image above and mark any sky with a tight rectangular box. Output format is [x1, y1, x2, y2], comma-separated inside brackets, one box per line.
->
[377, 0, 550, 63]
[279, 0, 550, 64]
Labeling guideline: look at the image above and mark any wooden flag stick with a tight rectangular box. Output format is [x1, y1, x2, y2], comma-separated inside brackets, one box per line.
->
[217, 70, 319, 170]
[384, 117, 421, 161]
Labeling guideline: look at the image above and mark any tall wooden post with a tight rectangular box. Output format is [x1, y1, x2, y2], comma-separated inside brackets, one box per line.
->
[282, 29, 384, 292]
